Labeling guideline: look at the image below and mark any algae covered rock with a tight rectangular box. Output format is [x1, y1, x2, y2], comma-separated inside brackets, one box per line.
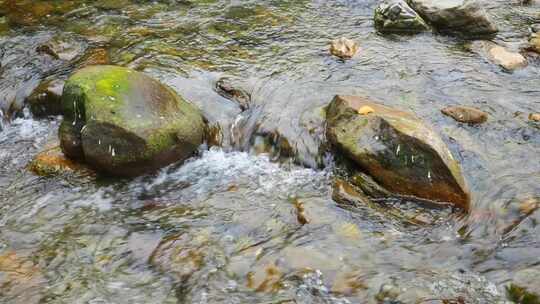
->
[326, 95, 470, 209]
[407, 0, 498, 37]
[374, 0, 429, 34]
[59, 65, 206, 176]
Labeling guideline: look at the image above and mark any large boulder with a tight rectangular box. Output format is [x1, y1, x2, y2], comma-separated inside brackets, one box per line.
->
[326, 95, 470, 209]
[407, 0, 497, 37]
[59, 65, 206, 176]
[374, 0, 429, 34]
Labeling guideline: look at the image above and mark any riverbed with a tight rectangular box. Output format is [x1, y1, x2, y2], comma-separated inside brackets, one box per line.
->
[1, 1, 539, 303]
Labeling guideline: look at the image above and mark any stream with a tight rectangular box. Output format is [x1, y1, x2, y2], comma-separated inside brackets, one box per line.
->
[1, 1, 539, 303]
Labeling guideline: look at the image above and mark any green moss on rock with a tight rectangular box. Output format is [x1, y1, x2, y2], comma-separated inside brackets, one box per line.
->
[59, 65, 206, 176]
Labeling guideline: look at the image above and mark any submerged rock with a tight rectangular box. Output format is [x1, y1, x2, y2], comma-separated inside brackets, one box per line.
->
[26, 79, 64, 117]
[326, 95, 470, 209]
[407, 0, 498, 36]
[28, 143, 94, 177]
[149, 232, 207, 282]
[441, 105, 488, 124]
[507, 267, 540, 304]
[470, 41, 527, 70]
[59, 65, 206, 177]
[0, 250, 45, 304]
[329, 37, 359, 59]
[374, 0, 429, 34]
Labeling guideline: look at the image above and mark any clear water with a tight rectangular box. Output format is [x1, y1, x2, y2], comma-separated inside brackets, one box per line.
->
[0, 1, 539, 303]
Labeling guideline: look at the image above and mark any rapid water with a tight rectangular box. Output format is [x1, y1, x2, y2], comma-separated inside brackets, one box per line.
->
[1, 1, 539, 303]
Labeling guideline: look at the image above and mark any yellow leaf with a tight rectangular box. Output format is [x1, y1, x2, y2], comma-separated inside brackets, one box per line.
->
[358, 106, 374, 115]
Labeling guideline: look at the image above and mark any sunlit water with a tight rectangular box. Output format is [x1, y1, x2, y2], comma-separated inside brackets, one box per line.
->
[1, 0, 539, 303]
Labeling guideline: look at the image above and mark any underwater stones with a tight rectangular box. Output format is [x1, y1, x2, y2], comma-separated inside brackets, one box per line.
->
[374, 0, 429, 34]
[26, 79, 64, 117]
[330, 37, 359, 59]
[59, 65, 206, 177]
[407, 0, 498, 37]
[441, 105, 488, 124]
[0, 250, 44, 304]
[326, 95, 470, 209]
[149, 233, 207, 282]
[471, 41, 527, 70]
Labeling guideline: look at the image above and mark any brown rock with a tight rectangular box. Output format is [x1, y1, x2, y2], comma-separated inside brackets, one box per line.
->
[488, 45, 527, 70]
[471, 41, 527, 70]
[78, 48, 110, 67]
[529, 113, 540, 122]
[326, 95, 470, 209]
[441, 105, 488, 124]
[28, 143, 93, 177]
[330, 37, 359, 59]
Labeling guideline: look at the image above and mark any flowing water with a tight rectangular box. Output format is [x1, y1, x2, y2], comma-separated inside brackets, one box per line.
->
[1, 1, 540, 303]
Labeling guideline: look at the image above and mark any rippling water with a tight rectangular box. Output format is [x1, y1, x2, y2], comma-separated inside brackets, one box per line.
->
[1, 1, 539, 303]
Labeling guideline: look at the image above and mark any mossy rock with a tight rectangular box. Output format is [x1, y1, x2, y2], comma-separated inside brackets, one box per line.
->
[59, 65, 206, 176]
[407, 0, 497, 37]
[374, 0, 429, 34]
[326, 95, 470, 210]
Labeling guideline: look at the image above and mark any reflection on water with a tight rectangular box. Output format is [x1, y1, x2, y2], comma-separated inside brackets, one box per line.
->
[1, 0, 540, 303]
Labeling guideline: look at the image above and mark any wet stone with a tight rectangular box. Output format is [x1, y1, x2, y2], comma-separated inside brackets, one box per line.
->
[36, 34, 88, 62]
[26, 79, 64, 117]
[215, 77, 251, 111]
[59, 65, 206, 177]
[441, 105, 488, 124]
[28, 143, 94, 177]
[330, 37, 359, 59]
[374, 0, 429, 34]
[530, 113, 540, 122]
[326, 95, 470, 209]
[469, 41, 527, 70]
[407, 0, 498, 37]
[529, 32, 540, 54]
